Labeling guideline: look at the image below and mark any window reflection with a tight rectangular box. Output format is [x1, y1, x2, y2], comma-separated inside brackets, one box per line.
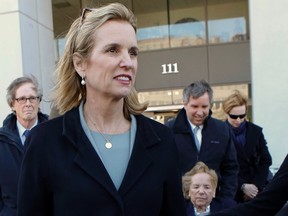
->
[135, 0, 248, 51]
[53, 0, 249, 54]
[207, 0, 249, 44]
[208, 17, 247, 44]
[170, 20, 206, 47]
[169, 0, 206, 48]
[137, 25, 170, 51]
[134, 0, 169, 51]
[138, 90, 173, 106]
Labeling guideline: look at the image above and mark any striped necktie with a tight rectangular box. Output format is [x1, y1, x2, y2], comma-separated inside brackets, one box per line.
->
[193, 126, 201, 151]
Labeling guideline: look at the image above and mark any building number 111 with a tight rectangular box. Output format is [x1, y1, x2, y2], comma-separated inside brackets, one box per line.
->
[161, 63, 179, 74]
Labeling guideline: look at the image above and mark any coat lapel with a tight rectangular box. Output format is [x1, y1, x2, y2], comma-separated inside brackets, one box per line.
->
[62, 108, 122, 202]
[244, 124, 257, 156]
[118, 115, 159, 196]
[74, 134, 118, 194]
[62, 109, 161, 202]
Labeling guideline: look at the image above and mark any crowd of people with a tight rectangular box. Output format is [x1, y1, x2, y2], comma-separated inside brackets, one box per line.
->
[0, 2, 287, 216]
[165, 80, 239, 201]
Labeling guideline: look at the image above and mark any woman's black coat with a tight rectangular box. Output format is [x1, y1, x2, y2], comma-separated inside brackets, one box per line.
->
[17, 107, 186, 216]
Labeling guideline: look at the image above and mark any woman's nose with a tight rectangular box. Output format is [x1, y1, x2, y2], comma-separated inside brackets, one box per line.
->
[198, 187, 204, 193]
[120, 52, 134, 69]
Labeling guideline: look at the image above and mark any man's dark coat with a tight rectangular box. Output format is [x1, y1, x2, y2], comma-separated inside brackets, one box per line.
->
[166, 108, 239, 199]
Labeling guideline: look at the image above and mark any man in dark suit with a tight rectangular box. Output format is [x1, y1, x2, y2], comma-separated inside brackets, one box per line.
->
[166, 80, 239, 199]
[0, 75, 48, 216]
[210, 154, 288, 216]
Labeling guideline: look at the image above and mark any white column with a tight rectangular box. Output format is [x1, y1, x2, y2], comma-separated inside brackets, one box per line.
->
[0, 0, 55, 122]
[249, 0, 288, 167]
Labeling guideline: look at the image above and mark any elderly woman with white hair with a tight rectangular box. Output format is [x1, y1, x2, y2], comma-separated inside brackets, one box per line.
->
[182, 162, 235, 216]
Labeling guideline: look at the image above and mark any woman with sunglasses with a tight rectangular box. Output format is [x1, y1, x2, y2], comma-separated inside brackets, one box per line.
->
[222, 90, 272, 203]
[17, 3, 185, 216]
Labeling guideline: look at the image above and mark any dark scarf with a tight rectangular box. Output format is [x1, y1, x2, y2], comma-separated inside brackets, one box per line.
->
[226, 120, 246, 147]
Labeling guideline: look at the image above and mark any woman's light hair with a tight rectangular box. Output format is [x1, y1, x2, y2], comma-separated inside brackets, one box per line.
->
[51, 3, 148, 118]
[222, 90, 248, 114]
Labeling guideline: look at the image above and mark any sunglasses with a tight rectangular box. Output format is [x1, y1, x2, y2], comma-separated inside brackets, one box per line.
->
[80, 8, 92, 26]
[229, 113, 246, 119]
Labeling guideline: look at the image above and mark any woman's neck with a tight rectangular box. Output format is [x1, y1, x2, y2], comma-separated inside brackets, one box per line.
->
[83, 99, 129, 134]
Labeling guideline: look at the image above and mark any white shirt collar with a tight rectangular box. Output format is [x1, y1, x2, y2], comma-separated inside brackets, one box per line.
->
[17, 120, 37, 134]
[17, 120, 38, 144]
[194, 205, 210, 215]
[187, 117, 203, 130]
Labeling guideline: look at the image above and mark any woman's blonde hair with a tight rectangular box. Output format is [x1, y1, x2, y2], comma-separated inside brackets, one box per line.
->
[182, 161, 218, 200]
[51, 3, 148, 118]
[222, 90, 248, 114]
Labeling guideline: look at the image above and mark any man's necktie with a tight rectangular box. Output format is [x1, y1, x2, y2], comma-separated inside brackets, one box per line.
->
[193, 127, 201, 151]
[23, 130, 30, 144]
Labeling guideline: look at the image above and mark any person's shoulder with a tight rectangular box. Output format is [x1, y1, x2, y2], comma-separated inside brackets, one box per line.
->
[134, 115, 176, 149]
[209, 116, 225, 124]
[0, 126, 19, 146]
[26, 116, 65, 151]
[164, 117, 175, 128]
[135, 114, 173, 133]
[35, 107, 77, 130]
[0, 126, 13, 135]
[2, 113, 16, 126]
[0, 126, 12, 139]
[38, 111, 49, 122]
[135, 114, 164, 126]
[246, 121, 263, 131]
[185, 201, 195, 216]
[212, 197, 236, 209]
[33, 114, 63, 133]
[206, 116, 228, 129]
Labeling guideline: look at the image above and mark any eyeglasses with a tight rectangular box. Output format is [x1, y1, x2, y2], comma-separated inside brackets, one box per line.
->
[80, 8, 92, 26]
[15, 96, 40, 104]
[229, 113, 246, 120]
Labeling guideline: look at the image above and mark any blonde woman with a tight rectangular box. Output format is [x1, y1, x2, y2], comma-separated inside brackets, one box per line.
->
[17, 3, 185, 216]
[222, 90, 272, 203]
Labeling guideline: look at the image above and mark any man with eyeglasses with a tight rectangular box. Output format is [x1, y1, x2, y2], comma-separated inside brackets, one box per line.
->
[166, 80, 239, 201]
[0, 75, 48, 216]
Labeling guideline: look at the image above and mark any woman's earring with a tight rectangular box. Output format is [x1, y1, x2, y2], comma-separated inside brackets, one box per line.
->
[81, 74, 86, 85]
